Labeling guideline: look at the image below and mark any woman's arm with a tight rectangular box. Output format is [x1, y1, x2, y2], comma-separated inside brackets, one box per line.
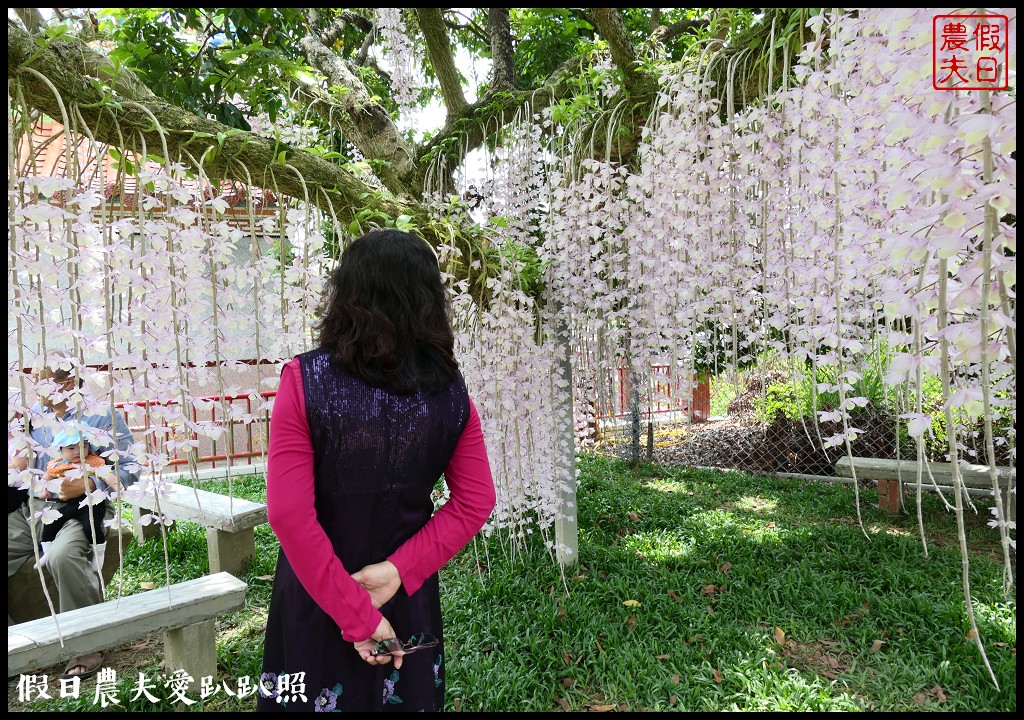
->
[266, 359, 383, 642]
[387, 398, 496, 595]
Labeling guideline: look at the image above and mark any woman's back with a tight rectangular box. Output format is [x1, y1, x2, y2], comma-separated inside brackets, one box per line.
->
[298, 346, 470, 570]
[259, 230, 494, 712]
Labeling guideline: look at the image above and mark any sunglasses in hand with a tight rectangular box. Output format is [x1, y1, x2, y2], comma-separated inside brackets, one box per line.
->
[370, 632, 439, 657]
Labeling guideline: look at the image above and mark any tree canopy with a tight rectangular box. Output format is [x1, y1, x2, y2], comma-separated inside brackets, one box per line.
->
[8, 7, 810, 297]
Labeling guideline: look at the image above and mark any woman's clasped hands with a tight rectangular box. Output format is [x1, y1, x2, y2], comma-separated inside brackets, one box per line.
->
[351, 560, 404, 667]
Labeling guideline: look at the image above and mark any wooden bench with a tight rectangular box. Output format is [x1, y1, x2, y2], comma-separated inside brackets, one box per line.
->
[835, 457, 1016, 519]
[8, 572, 247, 683]
[128, 482, 268, 576]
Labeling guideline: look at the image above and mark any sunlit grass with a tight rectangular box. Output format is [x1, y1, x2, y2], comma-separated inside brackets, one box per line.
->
[7, 456, 1015, 712]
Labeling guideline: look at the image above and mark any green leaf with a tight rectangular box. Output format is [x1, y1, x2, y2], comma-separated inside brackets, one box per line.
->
[219, 41, 264, 63]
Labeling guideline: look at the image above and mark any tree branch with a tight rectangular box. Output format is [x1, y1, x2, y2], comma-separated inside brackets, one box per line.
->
[418, 57, 583, 190]
[299, 31, 418, 196]
[415, 8, 468, 118]
[13, 8, 45, 34]
[444, 15, 489, 45]
[6, 22, 468, 256]
[589, 8, 647, 95]
[487, 9, 515, 91]
[701, 8, 798, 115]
[314, 14, 347, 48]
[650, 8, 661, 34]
[315, 9, 374, 47]
[7, 20, 497, 300]
[341, 10, 372, 33]
[652, 17, 708, 45]
[354, 25, 376, 67]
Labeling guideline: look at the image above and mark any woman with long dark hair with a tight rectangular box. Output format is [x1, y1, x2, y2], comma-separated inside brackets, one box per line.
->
[258, 230, 496, 712]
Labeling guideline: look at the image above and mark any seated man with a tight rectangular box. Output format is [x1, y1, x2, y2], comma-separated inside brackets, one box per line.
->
[37, 429, 111, 572]
[8, 361, 140, 679]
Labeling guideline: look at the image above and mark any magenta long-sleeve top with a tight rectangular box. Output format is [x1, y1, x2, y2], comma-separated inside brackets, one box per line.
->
[266, 359, 496, 642]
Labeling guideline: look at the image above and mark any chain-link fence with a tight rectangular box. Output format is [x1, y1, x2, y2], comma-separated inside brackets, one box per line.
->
[586, 365, 1015, 480]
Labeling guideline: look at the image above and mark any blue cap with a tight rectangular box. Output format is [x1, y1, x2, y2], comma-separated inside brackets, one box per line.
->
[51, 429, 84, 449]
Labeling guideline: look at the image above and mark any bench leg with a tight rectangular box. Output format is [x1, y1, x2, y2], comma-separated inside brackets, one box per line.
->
[207, 528, 255, 576]
[165, 619, 217, 688]
[878, 479, 901, 514]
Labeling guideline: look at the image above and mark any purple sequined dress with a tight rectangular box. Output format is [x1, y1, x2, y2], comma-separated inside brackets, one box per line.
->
[258, 347, 469, 712]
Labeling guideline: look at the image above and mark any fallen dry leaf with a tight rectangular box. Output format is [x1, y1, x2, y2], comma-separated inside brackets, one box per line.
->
[139, 581, 157, 590]
[625, 615, 637, 629]
[627, 512, 639, 521]
[623, 599, 642, 608]
[669, 694, 678, 705]
[931, 685, 947, 704]
[667, 589, 681, 601]
[562, 650, 572, 667]
[554, 697, 571, 712]
[719, 562, 731, 574]
[965, 628, 975, 640]
[672, 674, 680, 685]
[912, 693, 928, 707]
[774, 627, 786, 646]
[454, 698, 462, 712]
[868, 639, 884, 653]
[701, 584, 717, 595]
[589, 704, 616, 712]
[562, 677, 574, 688]
[712, 668, 723, 684]
[654, 653, 670, 661]
[596, 640, 605, 654]
[766, 521, 776, 528]
[255, 574, 274, 581]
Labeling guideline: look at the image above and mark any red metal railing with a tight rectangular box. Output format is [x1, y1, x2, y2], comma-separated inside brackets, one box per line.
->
[115, 390, 277, 468]
[602, 364, 710, 423]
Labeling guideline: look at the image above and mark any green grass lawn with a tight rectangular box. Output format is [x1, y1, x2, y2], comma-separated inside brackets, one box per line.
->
[8, 455, 1016, 711]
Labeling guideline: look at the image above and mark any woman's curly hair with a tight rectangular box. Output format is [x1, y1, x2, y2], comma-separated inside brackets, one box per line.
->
[315, 230, 458, 394]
